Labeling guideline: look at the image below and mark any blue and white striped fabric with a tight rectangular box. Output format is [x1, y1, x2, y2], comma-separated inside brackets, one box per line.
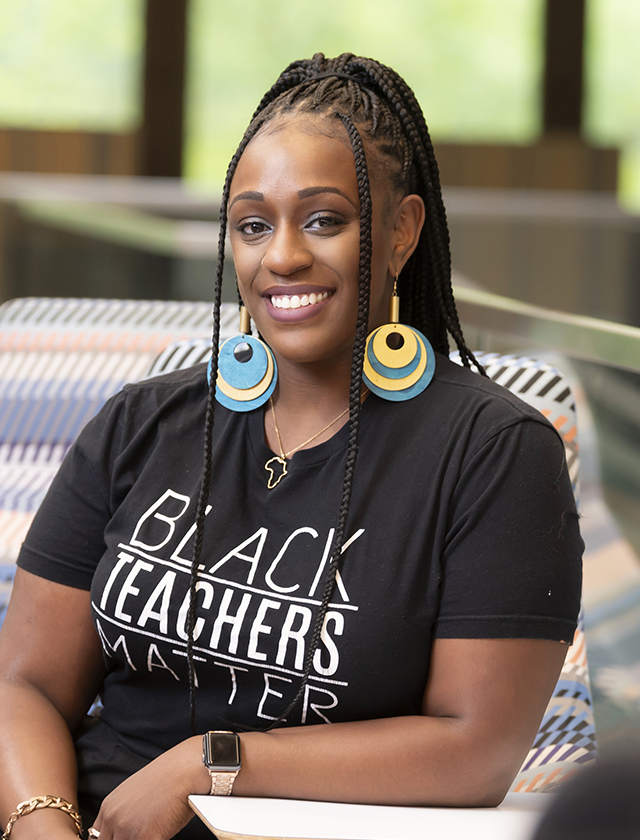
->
[0, 299, 238, 580]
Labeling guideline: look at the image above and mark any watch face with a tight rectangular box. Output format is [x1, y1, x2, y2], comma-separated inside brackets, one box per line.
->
[203, 731, 241, 771]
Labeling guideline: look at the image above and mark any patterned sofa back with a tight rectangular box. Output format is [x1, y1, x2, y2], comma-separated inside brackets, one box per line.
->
[0, 298, 236, 569]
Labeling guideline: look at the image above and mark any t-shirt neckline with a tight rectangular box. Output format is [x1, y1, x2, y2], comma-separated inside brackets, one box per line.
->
[247, 398, 371, 472]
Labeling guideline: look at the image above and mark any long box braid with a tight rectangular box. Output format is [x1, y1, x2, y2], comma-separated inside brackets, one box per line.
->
[186, 53, 484, 734]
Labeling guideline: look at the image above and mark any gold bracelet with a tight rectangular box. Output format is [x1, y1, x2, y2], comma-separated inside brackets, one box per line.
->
[2, 795, 82, 839]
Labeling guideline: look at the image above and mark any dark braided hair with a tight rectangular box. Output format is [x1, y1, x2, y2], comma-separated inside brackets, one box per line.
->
[186, 53, 484, 734]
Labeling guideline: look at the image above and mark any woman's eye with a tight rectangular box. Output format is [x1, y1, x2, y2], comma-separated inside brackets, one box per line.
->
[237, 220, 269, 236]
[306, 215, 343, 232]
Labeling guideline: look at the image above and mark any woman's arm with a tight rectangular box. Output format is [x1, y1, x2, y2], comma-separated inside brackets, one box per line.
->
[0, 569, 106, 839]
[2, 569, 565, 840]
[91, 635, 566, 840]
[234, 636, 566, 806]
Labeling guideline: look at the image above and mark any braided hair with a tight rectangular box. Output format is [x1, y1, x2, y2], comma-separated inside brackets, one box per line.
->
[186, 53, 483, 734]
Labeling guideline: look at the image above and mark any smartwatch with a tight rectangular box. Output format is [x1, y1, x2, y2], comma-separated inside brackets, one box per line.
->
[202, 731, 242, 795]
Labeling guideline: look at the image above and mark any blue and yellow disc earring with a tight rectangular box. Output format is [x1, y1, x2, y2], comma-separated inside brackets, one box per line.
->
[363, 277, 435, 401]
[211, 306, 278, 411]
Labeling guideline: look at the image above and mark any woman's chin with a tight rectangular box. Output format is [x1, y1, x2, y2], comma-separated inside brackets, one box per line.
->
[270, 340, 355, 372]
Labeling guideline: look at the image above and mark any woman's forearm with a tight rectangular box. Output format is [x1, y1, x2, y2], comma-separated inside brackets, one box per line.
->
[230, 638, 567, 808]
[0, 680, 80, 839]
[234, 714, 512, 808]
[90, 712, 512, 840]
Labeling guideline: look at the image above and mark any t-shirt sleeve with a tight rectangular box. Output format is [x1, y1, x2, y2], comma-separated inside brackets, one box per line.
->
[17, 390, 130, 590]
[434, 417, 583, 643]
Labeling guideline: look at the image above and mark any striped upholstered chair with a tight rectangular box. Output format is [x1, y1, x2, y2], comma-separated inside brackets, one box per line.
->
[0, 298, 238, 624]
[147, 340, 598, 792]
[451, 352, 596, 791]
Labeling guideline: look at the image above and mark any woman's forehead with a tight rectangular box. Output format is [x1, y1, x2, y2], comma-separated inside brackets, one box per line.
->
[230, 120, 359, 197]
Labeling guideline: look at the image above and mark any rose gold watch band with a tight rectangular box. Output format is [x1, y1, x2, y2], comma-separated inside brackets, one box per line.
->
[207, 769, 240, 796]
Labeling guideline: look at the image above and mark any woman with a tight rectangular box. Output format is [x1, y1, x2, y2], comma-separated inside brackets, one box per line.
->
[0, 54, 581, 840]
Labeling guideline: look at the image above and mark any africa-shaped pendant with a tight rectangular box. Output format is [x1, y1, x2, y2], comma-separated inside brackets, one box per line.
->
[265, 455, 288, 489]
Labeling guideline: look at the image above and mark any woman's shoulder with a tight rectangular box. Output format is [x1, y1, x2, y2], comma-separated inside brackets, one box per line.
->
[102, 363, 211, 420]
[374, 351, 564, 456]
[122, 362, 209, 399]
[427, 352, 552, 424]
[78, 363, 213, 453]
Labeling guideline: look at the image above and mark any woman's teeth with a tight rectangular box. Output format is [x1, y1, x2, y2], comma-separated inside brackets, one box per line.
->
[270, 291, 330, 310]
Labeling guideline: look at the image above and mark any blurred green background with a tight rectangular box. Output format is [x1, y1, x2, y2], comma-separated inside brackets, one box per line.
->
[1, 0, 639, 207]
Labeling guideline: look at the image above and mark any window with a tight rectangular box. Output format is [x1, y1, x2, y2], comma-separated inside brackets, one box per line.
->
[0, 0, 143, 131]
[185, 0, 544, 185]
[585, 0, 640, 210]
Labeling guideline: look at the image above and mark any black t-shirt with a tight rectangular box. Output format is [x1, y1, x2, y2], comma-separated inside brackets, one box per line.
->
[18, 353, 582, 762]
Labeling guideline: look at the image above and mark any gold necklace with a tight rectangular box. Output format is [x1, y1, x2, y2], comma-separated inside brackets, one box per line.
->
[264, 394, 364, 489]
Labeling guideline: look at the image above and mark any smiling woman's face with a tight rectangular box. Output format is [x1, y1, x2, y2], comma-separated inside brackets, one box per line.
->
[227, 116, 398, 370]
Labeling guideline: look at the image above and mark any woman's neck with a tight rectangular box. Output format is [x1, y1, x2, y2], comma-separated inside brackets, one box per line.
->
[263, 355, 356, 457]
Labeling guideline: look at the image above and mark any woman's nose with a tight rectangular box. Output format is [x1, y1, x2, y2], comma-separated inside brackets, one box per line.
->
[261, 226, 313, 276]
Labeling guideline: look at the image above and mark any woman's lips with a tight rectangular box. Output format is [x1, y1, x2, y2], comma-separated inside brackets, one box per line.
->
[270, 290, 330, 310]
[263, 289, 334, 321]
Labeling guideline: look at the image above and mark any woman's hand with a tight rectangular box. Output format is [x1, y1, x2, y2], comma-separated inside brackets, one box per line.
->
[89, 736, 209, 840]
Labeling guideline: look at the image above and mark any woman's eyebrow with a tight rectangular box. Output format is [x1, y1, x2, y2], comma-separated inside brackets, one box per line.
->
[298, 186, 357, 207]
[229, 187, 357, 210]
[229, 191, 264, 208]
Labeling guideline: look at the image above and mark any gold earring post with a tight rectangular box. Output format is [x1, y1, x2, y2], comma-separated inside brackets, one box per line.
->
[389, 275, 400, 324]
[239, 306, 251, 335]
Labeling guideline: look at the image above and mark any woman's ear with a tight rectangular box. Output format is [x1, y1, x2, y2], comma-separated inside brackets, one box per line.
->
[389, 194, 425, 275]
